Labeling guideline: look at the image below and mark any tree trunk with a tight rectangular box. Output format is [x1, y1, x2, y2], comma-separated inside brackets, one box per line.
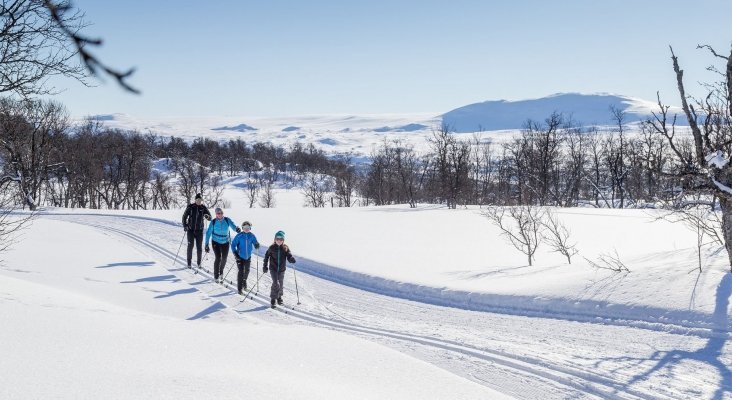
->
[717, 196, 732, 273]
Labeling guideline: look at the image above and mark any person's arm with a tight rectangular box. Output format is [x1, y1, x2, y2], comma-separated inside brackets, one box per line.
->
[182, 205, 190, 227]
[252, 234, 260, 249]
[202, 206, 211, 221]
[205, 221, 213, 246]
[228, 218, 240, 233]
[262, 247, 270, 272]
[285, 246, 296, 264]
[231, 235, 239, 255]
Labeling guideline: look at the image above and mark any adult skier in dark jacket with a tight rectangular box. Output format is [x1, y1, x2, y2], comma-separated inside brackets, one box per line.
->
[231, 221, 260, 294]
[181, 193, 211, 268]
[262, 230, 296, 308]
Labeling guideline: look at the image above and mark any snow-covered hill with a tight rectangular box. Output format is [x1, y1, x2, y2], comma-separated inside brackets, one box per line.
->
[83, 93, 685, 156]
[441, 93, 682, 132]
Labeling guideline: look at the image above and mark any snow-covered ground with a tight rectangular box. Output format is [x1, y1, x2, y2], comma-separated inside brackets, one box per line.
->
[0, 217, 507, 400]
[2, 182, 731, 398]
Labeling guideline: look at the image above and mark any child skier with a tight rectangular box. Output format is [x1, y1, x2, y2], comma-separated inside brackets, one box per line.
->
[204, 207, 239, 283]
[231, 221, 260, 295]
[262, 230, 296, 308]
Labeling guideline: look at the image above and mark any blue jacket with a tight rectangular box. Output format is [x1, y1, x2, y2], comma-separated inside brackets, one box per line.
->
[205, 217, 238, 245]
[231, 232, 260, 260]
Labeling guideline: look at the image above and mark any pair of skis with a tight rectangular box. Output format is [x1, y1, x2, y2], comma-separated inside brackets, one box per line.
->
[187, 261, 293, 312]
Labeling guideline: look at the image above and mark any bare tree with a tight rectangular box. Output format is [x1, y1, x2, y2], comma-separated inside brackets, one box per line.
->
[0, 97, 68, 210]
[302, 174, 329, 208]
[659, 202, 724, 272]
[484, 205, 545, 266]
[0, 182, 32, 260]
[245, 177, 260, 208]
[259, 181, 276, 208]
[648, 44, 732, 272]
[584, 250, 630, 273]
[541, 208, 578, 264]
[0, 0, 137, 97]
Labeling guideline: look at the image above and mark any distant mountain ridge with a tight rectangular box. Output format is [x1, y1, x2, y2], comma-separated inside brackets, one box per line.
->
[441, 93, 682, 132]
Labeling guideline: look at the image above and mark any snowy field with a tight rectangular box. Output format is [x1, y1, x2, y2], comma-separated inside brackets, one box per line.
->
[2, 187, 731, 398]
[0, 216, 505, 400]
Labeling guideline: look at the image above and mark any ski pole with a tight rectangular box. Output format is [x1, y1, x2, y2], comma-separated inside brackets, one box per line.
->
[292, 264, 301, 305]
[222, 256, 236, 283]
[241, 262, 267, 301]
[255, 253, 259, 294]
[172, 231, 186, 269]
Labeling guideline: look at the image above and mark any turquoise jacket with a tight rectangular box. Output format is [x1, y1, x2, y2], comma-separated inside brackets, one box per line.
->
[205, 217, 238, 245]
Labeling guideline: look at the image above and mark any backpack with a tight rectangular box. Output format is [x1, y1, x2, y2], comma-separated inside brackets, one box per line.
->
[210, 217, 233, 242]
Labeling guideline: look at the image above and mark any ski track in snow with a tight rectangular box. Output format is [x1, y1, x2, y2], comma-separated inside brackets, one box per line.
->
[39, 212, 731, 400]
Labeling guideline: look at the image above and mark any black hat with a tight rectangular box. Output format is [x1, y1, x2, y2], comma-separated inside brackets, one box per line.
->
[195, 193, 202, 200]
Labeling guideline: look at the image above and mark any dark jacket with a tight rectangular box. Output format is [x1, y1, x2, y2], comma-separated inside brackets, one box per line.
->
[182, 203, 211, 231]
[263, 243, 295, 272]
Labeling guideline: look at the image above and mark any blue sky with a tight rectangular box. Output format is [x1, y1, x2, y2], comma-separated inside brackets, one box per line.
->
[52, 0, 732, 117]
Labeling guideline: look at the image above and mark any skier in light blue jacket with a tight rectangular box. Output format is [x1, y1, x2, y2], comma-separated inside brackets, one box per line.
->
[231, 221, 260, 294]
[205, 207, 239, 283]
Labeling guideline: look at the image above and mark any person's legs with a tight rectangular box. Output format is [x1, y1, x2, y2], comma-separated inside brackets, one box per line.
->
[277, 268, 286, 303]
[236, 260, 244, 292]
[242, 258, 251, 282]
[269, 267, 280, 301]
[218, 243, 230, 279]
[186, 230, 195, 266]
[212, 242, 222, 279]
[194, 230, 203, 266]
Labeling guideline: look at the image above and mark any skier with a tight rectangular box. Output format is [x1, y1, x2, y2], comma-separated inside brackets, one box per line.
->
[204, 207, 239, 283]
[231, 221, 260, 295]
[262, 230, 296, 308]
[181, 193, 211, 269]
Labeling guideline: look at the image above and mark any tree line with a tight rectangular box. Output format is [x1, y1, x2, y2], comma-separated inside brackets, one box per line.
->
[0, 95, 706, 213]
[0, 97, 356, 210]
[360, 110, 689, 210]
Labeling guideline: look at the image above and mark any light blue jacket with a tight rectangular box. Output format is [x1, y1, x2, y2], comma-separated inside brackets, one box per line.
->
[205, 217, 238, 245]
[231, 232, 260, 260]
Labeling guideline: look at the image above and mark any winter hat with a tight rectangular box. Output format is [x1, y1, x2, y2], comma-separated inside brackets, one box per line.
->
[274, 230, 285, 240]
[242, 221, 252, 228]
[195, 193, 203, 200]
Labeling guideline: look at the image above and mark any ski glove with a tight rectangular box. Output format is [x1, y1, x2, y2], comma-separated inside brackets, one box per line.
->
[204, 214, 211, 221]
[205, 245, 210, 253]
[254, 243, 260, 250]
[262, 266, 268, 273]
[183, 223, 188, 231]
[236, 227, 241, 233]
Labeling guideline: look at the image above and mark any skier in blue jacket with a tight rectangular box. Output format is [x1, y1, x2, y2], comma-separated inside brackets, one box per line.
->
[231, 221, 260, 294]
[205, 207, 239, 283]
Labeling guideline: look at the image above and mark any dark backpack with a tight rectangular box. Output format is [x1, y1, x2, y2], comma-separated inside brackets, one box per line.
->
[210, 217, 233, 241]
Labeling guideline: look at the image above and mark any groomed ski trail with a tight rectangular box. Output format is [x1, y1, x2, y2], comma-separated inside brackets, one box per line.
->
[41, 212, 726, 400]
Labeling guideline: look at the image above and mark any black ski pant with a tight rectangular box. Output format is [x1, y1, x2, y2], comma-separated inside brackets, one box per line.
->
[269, 267, 286, 300]
[212, 242, 229, 280]
[186, 229, 203, 267]
[236, 258, 252, 292]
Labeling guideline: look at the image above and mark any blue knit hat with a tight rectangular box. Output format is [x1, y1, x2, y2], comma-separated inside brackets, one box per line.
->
[274, 230, 285, 240]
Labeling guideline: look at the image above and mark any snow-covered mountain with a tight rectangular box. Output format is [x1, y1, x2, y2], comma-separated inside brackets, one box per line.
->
[441, 93, 681, 133]
[85, 93, 685, 155]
